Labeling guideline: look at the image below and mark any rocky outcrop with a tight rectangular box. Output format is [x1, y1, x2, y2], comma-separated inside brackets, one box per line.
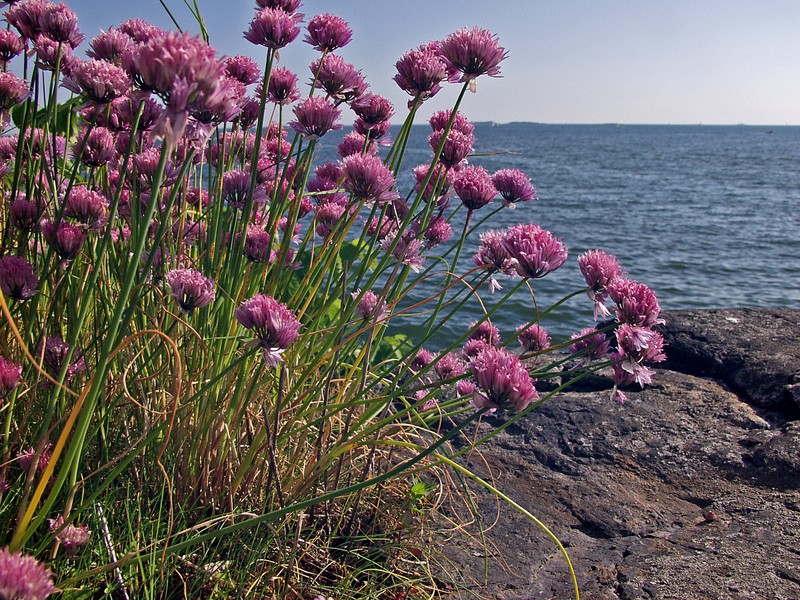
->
[442, 309, 800, 600]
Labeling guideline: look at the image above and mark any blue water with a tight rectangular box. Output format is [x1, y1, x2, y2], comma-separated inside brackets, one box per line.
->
[318, 124, 800, 346]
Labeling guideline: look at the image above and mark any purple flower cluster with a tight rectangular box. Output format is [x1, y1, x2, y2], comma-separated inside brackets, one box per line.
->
[0, 547, 57, 599]
[165, 268, 216, 313]
[235, 294, 301, 366]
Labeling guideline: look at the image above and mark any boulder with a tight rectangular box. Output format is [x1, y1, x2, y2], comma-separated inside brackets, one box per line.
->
[440, 309, 800, 599]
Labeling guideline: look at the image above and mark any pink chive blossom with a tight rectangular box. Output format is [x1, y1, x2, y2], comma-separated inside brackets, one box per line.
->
[222, 170, 267, 208]
[38, 2, 83, 48]
[341, 153, 397, 203]
[0, 71, 29, 122]
[578, 249, 624, 319]
[468, 320, 501, 346]
[17, 442, 51, 473]
[409, 348, 434, 373]
[434, 352, 466, 381]
[315, 200, 348, 237]
[33, 36, 77, 73]
[421, 215, 452, 248]
[74, 126, 115, 168]
[62, 59, 131, 104]
[569, 327, 611, 363]
[9, 197, 43, 233]
[613, 324, 666, 387]
[453, 165, 496, 211]
[117, 18, 164, 43]
[351, 289, 389, 323]
[337, 131, 377, 158]
[0, 355, 22, 397]
[351, 93, 394, 129]
[267, 66, 300, 105]
[462, 338, 490, 359]
[0, 547, 57, 599]
[413, 163, 454, 204]
[500, 224, 568, 279]
[165, 268, 216, 313]
[63, 186, 109, 230]
[235, 294, 301, 366]
[40, 220, 85, 261]
[310, 53, 367, 102]
[304, 13, 352, 52]
[393, 44, 447, 102]
[133, 148, 180, 189]
[39, 337, 86, 382]
[474, 229, 515, 276]
[256, 0, 302, 12]
[225, 55, 261, 86]
[428, 128, 473, 169]
[470, 346, 538, 413]
[0, 30, 24, 64]
[244, 7, 302, 50]
[5, 0, 49, 40]
[48, 515, 91, 554]
[87, 28, 135, 63]
[607, 277, 663, 329]
[382, 233, 425, 273]
[517, 323, 551, 353]
[492, 169, 537, 207]
[429, 109, 474, 135]
[290, 96, 342, 139]
[243, 226, 275, 264]
[456, 378, 477, 398]
[437, 26, 508, 85]
[0, 255, 38, 301]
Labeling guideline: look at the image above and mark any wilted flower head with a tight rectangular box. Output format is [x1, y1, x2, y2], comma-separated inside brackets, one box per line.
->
[0, 355, 22, 397]
[437, 26, 508, 85]
[48, 516, 91, 554]
[517, 323, 551, 353]
[305, 13, 352, 52]
[38, 337, 86, 382]
[290, 96, 342, 139]
[0, 547, 57, 599]
[492, 169, 537, 207]
[409, 348, 434, 373]
[310, 53, 367, 102]
[500, 224, 568, 279]
[235, 294, 302, 366]
[165, 268, 216, 313]
[381, 233, 425, 273]
[267, 66, 300, 105]
[394, 44, 447, 101]
[474, 229, 515, 275]
[244, 7, 302, 50]
[470, 346, 538, 412]
[62, 59, 131, 104]
[453, 165, 496, 211]
[0, 255, 38, 301]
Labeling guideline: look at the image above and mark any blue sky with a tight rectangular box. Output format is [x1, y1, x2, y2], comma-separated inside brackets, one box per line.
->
[45, 0, 800, 125]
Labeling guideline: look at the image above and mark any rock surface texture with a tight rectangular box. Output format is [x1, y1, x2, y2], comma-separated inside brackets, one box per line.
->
[443, 308, 800, 600]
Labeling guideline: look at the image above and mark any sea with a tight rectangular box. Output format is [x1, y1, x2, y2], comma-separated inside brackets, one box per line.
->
[317, 123, 800, 347]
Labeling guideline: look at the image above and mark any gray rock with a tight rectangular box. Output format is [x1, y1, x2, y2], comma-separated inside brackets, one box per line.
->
[441, 309, 800, 599]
